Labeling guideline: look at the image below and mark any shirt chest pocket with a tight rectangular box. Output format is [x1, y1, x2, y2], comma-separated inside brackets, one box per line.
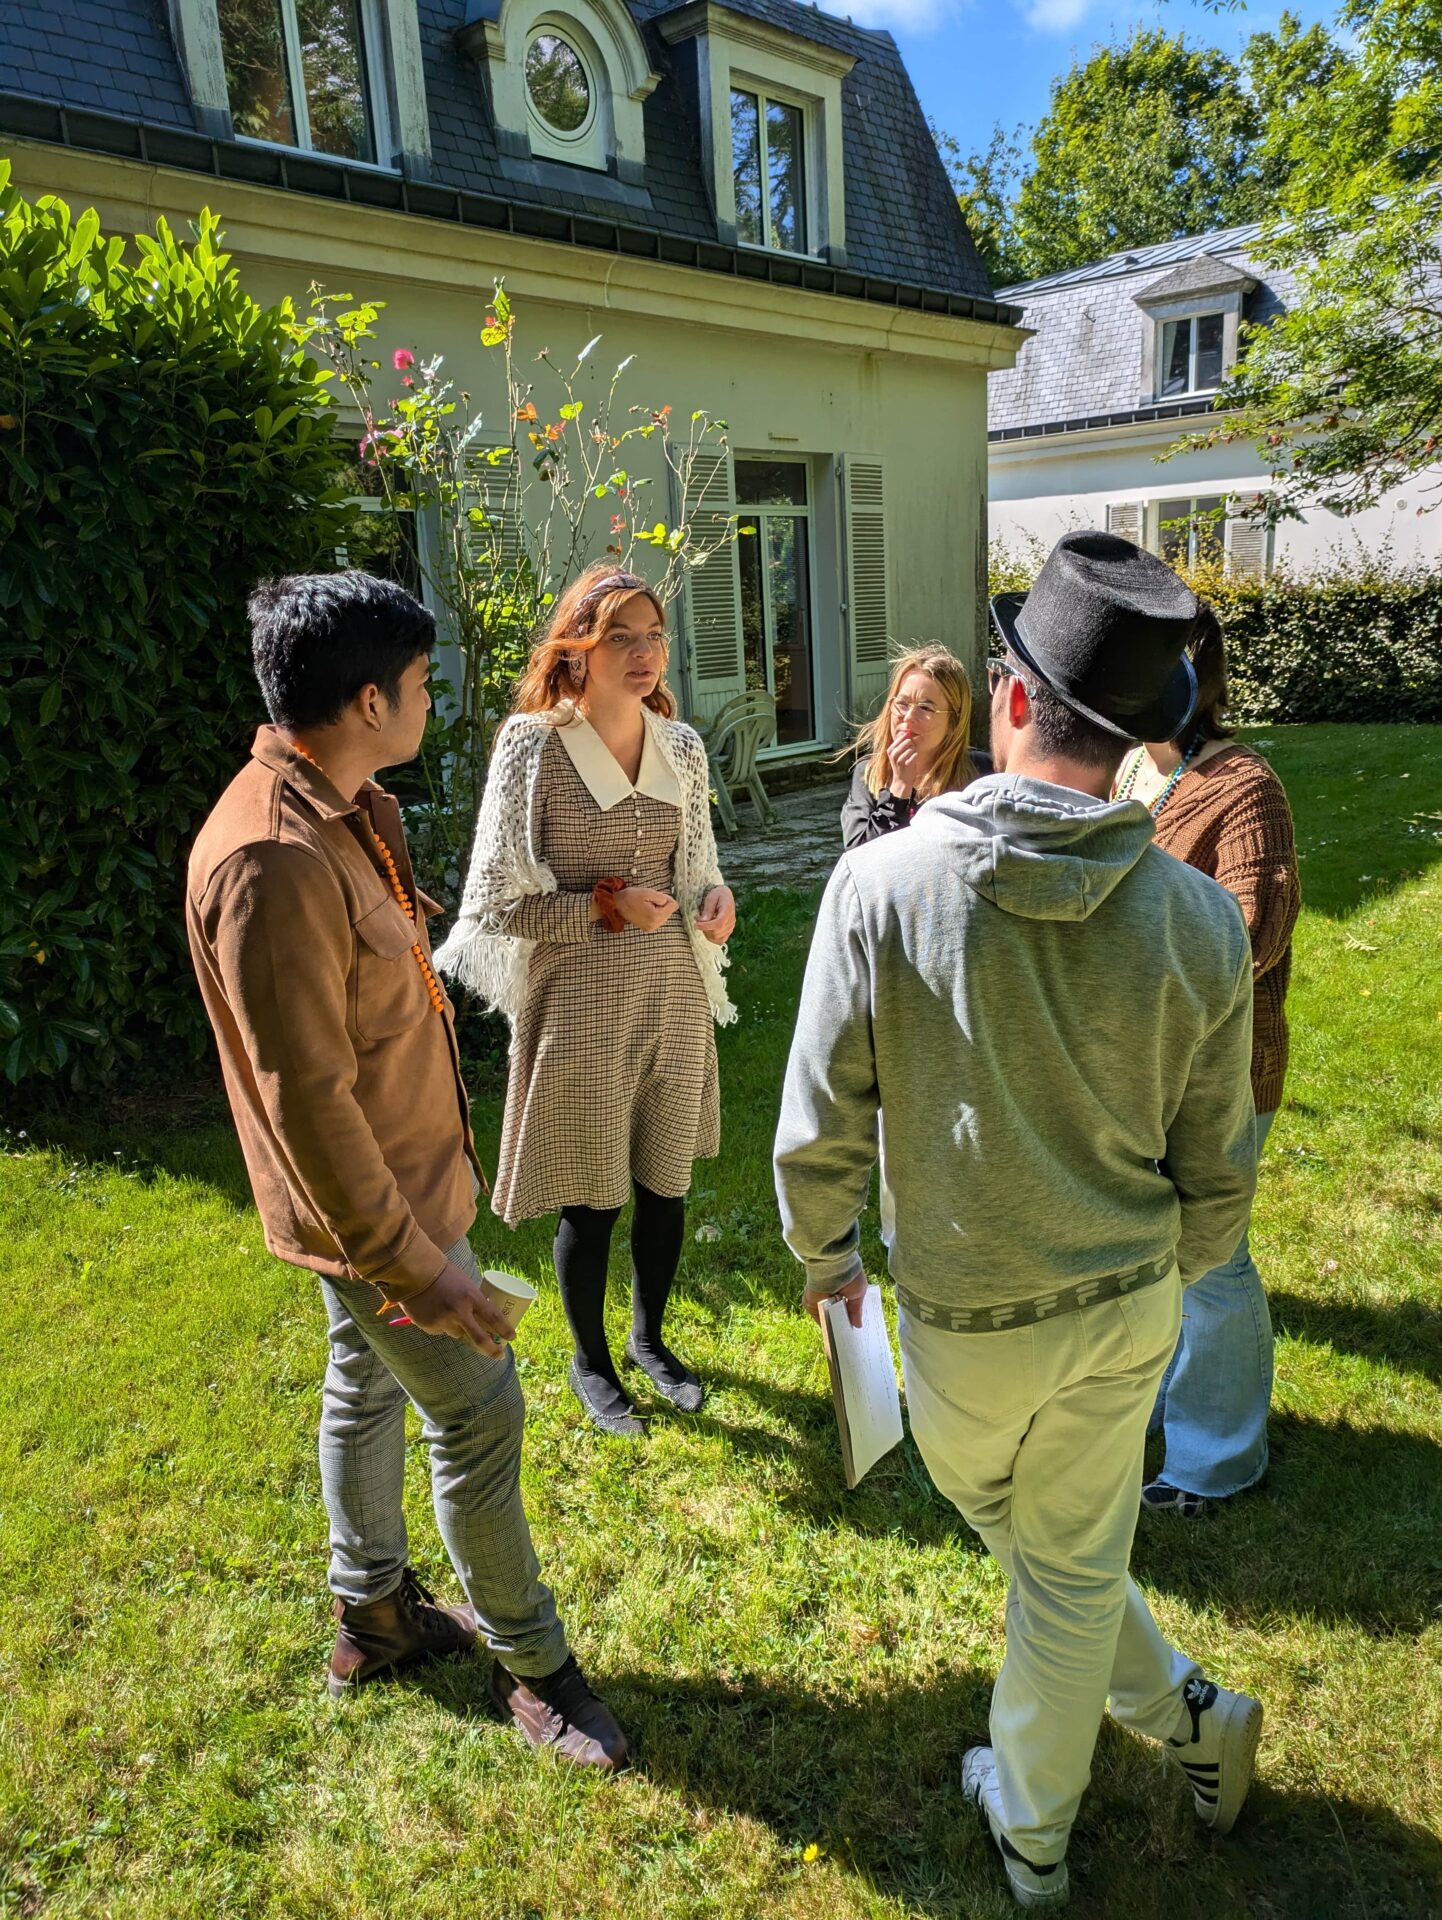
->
[352, 897, 427, 1043]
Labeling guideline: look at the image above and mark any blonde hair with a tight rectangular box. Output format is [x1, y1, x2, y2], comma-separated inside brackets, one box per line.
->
[512, 562, 676, 718]
[853, 647, 975, 800]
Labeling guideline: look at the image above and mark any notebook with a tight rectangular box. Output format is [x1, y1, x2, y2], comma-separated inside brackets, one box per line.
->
[819, 1283, 904, 1488]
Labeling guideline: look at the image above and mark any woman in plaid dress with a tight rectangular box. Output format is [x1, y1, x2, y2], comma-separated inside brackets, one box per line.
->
[437, 565, 737, 1436]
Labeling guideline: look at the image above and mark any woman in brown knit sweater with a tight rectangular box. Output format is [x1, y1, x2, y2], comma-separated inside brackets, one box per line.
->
[1113, 607, 1301, 1516]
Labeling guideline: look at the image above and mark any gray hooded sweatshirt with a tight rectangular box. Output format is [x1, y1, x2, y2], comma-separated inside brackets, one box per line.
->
[774, 774, 1257, 1325]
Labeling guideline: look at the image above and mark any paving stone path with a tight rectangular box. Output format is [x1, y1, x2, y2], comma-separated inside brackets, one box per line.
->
[715, 779, 849, 894]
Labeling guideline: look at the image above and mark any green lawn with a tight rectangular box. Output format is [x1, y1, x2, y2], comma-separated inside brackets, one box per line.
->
[2, 723, 1439, 1919]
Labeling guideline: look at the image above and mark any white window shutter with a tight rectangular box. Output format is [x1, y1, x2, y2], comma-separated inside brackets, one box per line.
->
[678, 451, 744, 722]
[1107, 500, 1146, 547]
[842, 457, 890, 716]
[1225, 499, 1272, 581]
[462, 446, 525, 588]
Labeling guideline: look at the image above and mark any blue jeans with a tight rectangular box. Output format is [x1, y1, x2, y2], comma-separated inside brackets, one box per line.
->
[1151, 1111, 1275, 1500]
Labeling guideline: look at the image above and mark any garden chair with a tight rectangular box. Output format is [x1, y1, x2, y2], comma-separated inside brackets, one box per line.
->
[700, 691, 779, 835]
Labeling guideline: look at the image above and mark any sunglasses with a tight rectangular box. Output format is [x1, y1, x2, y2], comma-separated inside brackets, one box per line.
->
[986, 654, 1022, 696]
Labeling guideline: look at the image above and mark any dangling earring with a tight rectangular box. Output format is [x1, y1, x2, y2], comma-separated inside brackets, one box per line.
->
[568, 652, 586, 688]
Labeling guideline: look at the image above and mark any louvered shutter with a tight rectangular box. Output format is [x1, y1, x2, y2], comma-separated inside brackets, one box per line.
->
[1106, 500, 1146, 548]
[842, 457, 890, 718]
[677, 451, 744, 723]
[462, 446, 525, 592]
[1225, 498, 1272, 581]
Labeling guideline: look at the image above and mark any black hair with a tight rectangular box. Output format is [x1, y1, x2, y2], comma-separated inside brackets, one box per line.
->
[1010, 656, 1129, 776]
[1179, 605, 1233, 745]
[248, 571, 436, 731]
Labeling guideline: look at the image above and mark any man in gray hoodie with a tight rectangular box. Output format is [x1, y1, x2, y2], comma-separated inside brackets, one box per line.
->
[775, 533, 1262, 1910]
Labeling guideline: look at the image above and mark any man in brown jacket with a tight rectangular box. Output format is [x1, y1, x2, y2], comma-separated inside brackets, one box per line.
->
[187, 571, 625, 1768]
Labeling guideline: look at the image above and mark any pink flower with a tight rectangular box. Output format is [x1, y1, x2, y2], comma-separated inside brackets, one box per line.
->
[392, 348, 415, 371]
[402, 375, 413, 387]
[610, 515, 625, 533]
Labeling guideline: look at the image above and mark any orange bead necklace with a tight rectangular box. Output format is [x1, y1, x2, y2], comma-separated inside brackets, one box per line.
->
[291, 742, 446, 1017]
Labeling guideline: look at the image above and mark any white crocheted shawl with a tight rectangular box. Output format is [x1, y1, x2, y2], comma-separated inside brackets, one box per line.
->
[433, 703, 738, 1027]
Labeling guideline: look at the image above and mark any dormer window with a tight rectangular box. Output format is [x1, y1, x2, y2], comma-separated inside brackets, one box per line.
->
[1159, 312, 1225, 398]
[217, 0, 392, 165]
[660, 2, 853, 264]
[731, 88, 806, 253]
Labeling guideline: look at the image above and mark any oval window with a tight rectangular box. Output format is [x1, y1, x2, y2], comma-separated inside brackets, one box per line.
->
[525, 34, 591, 134]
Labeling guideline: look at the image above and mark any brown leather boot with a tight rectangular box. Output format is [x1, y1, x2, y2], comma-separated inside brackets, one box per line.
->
[489, 1654, 630, 1772]
[327, 1567, 477, 1698]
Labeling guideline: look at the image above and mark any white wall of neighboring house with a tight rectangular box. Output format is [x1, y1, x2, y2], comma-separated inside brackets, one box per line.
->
[989, 421, 1442, 574]
[986, 227, 1442, 579]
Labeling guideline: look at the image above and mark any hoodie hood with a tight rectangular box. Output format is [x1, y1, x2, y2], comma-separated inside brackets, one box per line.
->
[915, 773, 1155, 922]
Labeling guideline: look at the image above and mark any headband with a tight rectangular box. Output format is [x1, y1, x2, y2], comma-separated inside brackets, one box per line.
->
[571, 572, 647, 634]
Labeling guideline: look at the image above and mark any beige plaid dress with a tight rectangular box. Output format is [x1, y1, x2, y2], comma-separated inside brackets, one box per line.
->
[492, 729, 720, 1226]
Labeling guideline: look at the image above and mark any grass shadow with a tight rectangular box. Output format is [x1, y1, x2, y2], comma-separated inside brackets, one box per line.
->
[609, 1667, 1442, 1920]
[1271, 1289, 1442, 1388]
[1135, 1411, 1442, 1632]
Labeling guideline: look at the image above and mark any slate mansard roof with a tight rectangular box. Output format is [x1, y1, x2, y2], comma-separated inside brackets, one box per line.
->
[987, 223, 1295, 441]
[0, 0, 1017, 323]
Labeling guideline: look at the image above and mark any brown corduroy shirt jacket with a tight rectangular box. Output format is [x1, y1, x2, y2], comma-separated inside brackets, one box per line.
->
[186, 728, 483, 1299]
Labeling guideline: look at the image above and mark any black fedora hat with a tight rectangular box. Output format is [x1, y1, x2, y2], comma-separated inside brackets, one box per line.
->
[989, 530, 1200, 742]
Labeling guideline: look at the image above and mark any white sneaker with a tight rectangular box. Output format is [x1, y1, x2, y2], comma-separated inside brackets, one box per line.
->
[1166, 1676, 1263, 1835]
[961, 1746, 1070, 1910]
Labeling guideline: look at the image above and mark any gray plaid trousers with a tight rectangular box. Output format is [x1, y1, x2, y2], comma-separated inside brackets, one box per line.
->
[318, 1236, 566, 1678]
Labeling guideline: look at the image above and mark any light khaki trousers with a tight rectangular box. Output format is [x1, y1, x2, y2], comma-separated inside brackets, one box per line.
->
[900, 1274, 1198, 1863]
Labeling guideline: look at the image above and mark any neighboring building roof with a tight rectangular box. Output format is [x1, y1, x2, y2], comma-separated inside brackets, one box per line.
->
[1132, 253, 1256, 305]
[0, 0, 1014, 321]
[989, 219, 1292, 440]
[998, 222, 1266, 299]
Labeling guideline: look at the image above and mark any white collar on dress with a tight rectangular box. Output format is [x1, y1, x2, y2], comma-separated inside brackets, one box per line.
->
[552, 704, 681, 812]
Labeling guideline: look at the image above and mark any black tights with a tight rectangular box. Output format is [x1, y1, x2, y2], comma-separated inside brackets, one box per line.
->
[554, 1180, 686, 1402]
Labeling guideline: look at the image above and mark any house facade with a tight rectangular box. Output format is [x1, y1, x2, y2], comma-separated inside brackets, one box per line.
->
[987, 223, 1442, 580]
[1, 0, 1022, 759]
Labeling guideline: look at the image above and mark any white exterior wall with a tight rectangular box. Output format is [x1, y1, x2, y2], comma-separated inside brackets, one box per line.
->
[989, 421, 1442, 575]
[10, 140, 1016, 753]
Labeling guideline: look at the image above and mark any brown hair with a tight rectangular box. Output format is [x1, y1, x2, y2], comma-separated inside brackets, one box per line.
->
[511, 561, 676, 718]
[1180, 605, 1233, 744]
[851, 647, 975, 800]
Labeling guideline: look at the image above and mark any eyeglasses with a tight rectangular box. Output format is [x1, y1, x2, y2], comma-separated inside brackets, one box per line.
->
[986, 654, 1021, 695]
[890, 696, 945, 721]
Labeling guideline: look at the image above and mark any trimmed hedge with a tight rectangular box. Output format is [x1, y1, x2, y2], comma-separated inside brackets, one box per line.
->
[987, 541, 1442, 725]
[0, 169, 345, 1089]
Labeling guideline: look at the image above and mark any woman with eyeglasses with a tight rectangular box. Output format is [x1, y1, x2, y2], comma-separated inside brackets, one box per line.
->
[841, 647, 991, 850]
[436, 563, 737, 1437]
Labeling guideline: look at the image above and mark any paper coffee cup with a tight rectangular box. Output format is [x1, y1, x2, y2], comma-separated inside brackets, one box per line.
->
[480, 1269, 538, 1335]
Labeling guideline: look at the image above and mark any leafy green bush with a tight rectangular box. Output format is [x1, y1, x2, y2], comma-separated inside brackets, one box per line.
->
[987, 540, 1442, 725]
[0, 166, 345, 1088]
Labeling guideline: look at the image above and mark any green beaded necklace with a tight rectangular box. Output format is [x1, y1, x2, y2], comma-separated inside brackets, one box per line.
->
[1116, 731, 1203, 818]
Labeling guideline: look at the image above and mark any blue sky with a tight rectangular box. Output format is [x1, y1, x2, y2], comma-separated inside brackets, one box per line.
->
[857, 0, 1343, 157]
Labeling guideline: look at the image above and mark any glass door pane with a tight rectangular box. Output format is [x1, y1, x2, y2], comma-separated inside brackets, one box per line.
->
[767, 516, 814, 746]
[736, 514, 770, 713]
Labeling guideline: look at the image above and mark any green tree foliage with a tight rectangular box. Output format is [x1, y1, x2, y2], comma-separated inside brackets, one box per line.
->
[0, 165, 346, 1089]
[1179, 0, 1442, 518]
[1011, 30, 1268, 281]
[940, 13, 1356, 287]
